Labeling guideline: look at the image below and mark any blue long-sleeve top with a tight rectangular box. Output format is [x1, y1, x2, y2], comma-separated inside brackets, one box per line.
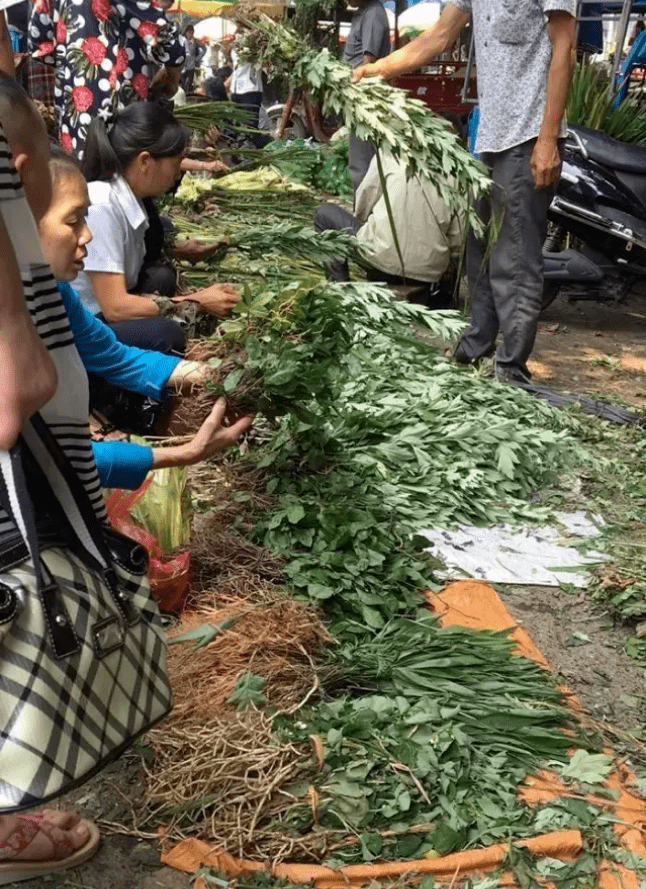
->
[58, 281, 182, 490]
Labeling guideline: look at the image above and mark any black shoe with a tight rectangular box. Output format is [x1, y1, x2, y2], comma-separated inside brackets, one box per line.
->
[453, 342, 496, 366]
[453, 343, 475, 365]
[495, 366, 532, 386]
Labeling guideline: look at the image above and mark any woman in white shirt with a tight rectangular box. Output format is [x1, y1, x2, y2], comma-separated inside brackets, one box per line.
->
[73, 101, 239, 358]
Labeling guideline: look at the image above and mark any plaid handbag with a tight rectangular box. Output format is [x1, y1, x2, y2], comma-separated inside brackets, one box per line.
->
[0, 414, 172, 811]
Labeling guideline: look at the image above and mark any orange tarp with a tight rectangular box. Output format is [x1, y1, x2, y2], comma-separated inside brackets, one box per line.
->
[162, 580, 646, 888]
[163, 832, 583, 889]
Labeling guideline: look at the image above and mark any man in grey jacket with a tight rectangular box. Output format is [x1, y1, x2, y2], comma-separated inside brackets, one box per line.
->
[354, 1, 576, 384]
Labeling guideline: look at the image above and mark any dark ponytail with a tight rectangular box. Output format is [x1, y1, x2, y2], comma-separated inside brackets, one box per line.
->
[82, 102, 190, 182]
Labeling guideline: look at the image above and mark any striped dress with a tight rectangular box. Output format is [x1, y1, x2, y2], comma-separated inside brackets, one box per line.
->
[0, 124, 106, 532]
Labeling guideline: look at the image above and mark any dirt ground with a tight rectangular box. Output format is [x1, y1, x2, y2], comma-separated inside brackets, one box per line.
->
[530, 289, 646, 408]
[12, 291, 646, 889]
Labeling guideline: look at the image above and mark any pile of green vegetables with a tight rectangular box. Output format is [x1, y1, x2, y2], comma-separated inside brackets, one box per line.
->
[162, 173, 619, 871]
[186, 260, 613, 867]
[264, 137, 354, 200]
[567, 60, 646, 144]
[154, 99, 646, 876]
[277, 614, 589, 864]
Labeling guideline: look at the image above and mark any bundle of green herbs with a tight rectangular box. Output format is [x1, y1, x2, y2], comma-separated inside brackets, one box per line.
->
[152, 176, 619, 871]
[276, 615, 588, 864]
[232, 8, 491, 234]
[175, 217, 361, 267]
[264, 138, 354, 201]
[567, 60, 646, 144]
[174, 100, 256, 135]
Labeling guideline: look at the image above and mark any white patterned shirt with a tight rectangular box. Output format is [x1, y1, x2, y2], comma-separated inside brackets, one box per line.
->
[450, 0, 577, 154]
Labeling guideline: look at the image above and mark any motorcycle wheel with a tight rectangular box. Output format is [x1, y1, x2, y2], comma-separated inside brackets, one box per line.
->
[266, 106, 308, 141]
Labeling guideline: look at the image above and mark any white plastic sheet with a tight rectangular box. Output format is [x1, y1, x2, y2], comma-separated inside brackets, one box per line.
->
[420, 512, 606, 587]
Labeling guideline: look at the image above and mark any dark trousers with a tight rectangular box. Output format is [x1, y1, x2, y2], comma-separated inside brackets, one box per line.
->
[107, 316, 186, 355]
[458, 139, 557, 376]
[314, 202, 361, 281]
[231, 91, 264, 148]
[181, 69, 195, 94]
[348, 132, 375, 197]
[313, 202, 434, 294]
[135, 259, 177, 299]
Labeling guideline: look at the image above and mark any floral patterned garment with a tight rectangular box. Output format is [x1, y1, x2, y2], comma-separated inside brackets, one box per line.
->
[28, 0, 185, 156]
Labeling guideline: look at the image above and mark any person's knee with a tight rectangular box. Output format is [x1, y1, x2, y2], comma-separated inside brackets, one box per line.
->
[152, 319, 187, 355]
[139, 263, 177, 297]
[314, 203, 354, 234]
[314, 205, 329, 232]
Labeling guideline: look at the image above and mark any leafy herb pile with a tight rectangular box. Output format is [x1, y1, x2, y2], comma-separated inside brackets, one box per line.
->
[176, 217, 360, 268]
[159, 169, 619, 870]
[277, 615, 586, 864]
[568, 60, 646, 145]
[219, 281, 581, 628]
[192, 276, 596, 861]
[264, 137, 354, 201]
[174, 100, 256, 135]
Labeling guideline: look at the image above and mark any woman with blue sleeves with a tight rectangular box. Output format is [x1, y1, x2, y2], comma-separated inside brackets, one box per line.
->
[39, 149, 253, 489]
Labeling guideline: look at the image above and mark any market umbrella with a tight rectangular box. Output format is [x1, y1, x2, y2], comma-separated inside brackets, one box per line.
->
[397, 0, 441, 35]
[168, 0, 285, 18]
[192, 15, 236, 39]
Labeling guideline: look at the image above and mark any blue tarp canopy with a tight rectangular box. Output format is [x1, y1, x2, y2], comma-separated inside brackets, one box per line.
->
[578, 2, 646, 54]
[590, 2, 646, 9]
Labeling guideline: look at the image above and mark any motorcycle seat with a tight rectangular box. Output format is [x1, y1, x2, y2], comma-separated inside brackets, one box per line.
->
[569, 125, 646, 175]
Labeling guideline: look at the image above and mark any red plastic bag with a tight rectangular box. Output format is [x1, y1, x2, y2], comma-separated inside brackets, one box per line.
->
[105, 477, 191, 612]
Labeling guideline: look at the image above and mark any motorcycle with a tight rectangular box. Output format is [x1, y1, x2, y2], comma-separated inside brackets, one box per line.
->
[542, 124, 646, 309]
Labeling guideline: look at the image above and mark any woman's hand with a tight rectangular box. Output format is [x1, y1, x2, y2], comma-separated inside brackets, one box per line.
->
[167, 360, 215, 391]
[182, 398, 254, 462]
[203, 158, 230, 175]
[151, 398, 254, 469]
[174, 236, 229, 264]
[181, 283, 240, 317]
[179, 156, 230, 176]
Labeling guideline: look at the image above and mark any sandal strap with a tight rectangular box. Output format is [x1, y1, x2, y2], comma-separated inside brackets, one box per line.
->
[0, 816, 41, 861]
[0, 814, 74, 862]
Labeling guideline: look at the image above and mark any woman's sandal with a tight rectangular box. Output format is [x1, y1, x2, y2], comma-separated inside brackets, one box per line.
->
[0, 811, 100, 885]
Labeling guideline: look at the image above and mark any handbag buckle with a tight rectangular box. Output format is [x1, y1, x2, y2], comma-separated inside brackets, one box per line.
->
[0, 582, 18, 625]
[103, 568, 140, 627]
[40, 579, 82, 659]
[92, 615, 125, 658]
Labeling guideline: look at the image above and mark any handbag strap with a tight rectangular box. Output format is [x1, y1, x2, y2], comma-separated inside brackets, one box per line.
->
[0, 431, 81, 657]
[22, 415, 141, 626]
[0, 444, 46, 589]
[21, 415, 112, 571]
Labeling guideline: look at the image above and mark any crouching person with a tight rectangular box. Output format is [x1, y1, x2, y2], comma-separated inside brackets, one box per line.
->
[314, 149, 464, 305]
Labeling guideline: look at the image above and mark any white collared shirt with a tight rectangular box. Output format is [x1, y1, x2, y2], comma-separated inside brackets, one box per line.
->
[73, 175, 149, 316]
[230, 51, 262, 94]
